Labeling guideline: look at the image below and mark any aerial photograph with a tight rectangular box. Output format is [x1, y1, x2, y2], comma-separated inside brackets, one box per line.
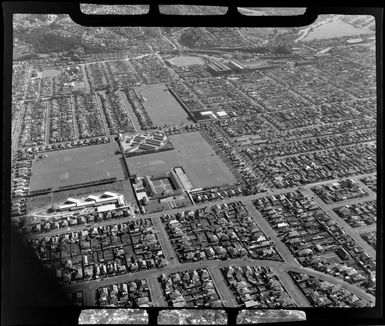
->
[78, 308, 149, 324]
[9, 4, 376, 320]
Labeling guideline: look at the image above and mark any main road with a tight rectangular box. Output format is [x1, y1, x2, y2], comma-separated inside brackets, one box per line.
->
[27, 171, 377, 241]
[25, 173, 377, 307]
[302, 186, 376, 259]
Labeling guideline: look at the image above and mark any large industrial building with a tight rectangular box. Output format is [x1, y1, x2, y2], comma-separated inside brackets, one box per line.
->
[207, 62, 232, 76]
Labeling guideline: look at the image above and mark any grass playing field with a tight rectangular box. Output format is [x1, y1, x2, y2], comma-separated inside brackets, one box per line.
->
[125, 132, 237, 189]
[42, 68, 61, 78]
[136, 83, 191, 125]
[29, 142, 128, 192]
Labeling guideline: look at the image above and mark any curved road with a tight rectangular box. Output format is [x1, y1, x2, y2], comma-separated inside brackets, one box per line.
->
[65, 256, 374, 306]
[25, 174, 377, 307]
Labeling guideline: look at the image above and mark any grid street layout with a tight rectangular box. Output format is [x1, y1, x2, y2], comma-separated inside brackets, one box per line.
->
[273, 270, 311, 307]
[11, 17, 378, 312]
[302, 188, 376, 259]
[65, 257, 374, 306]
[244, 200, 300, 266]
[26, 171, 377, 241]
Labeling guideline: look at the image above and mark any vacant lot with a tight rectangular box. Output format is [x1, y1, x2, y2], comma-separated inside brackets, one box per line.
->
[30, 142, 127, 192]
[136, 83, 190, 125]
[126, 132, 237, 188]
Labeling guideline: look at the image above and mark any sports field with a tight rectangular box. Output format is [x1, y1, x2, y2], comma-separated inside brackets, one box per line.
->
[42, 68, 61, 78]
[136, 83, 190, 125]
[29, 142, 127, 192]
[168, 55, 205, 66]
[126, 132, 237, 188]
